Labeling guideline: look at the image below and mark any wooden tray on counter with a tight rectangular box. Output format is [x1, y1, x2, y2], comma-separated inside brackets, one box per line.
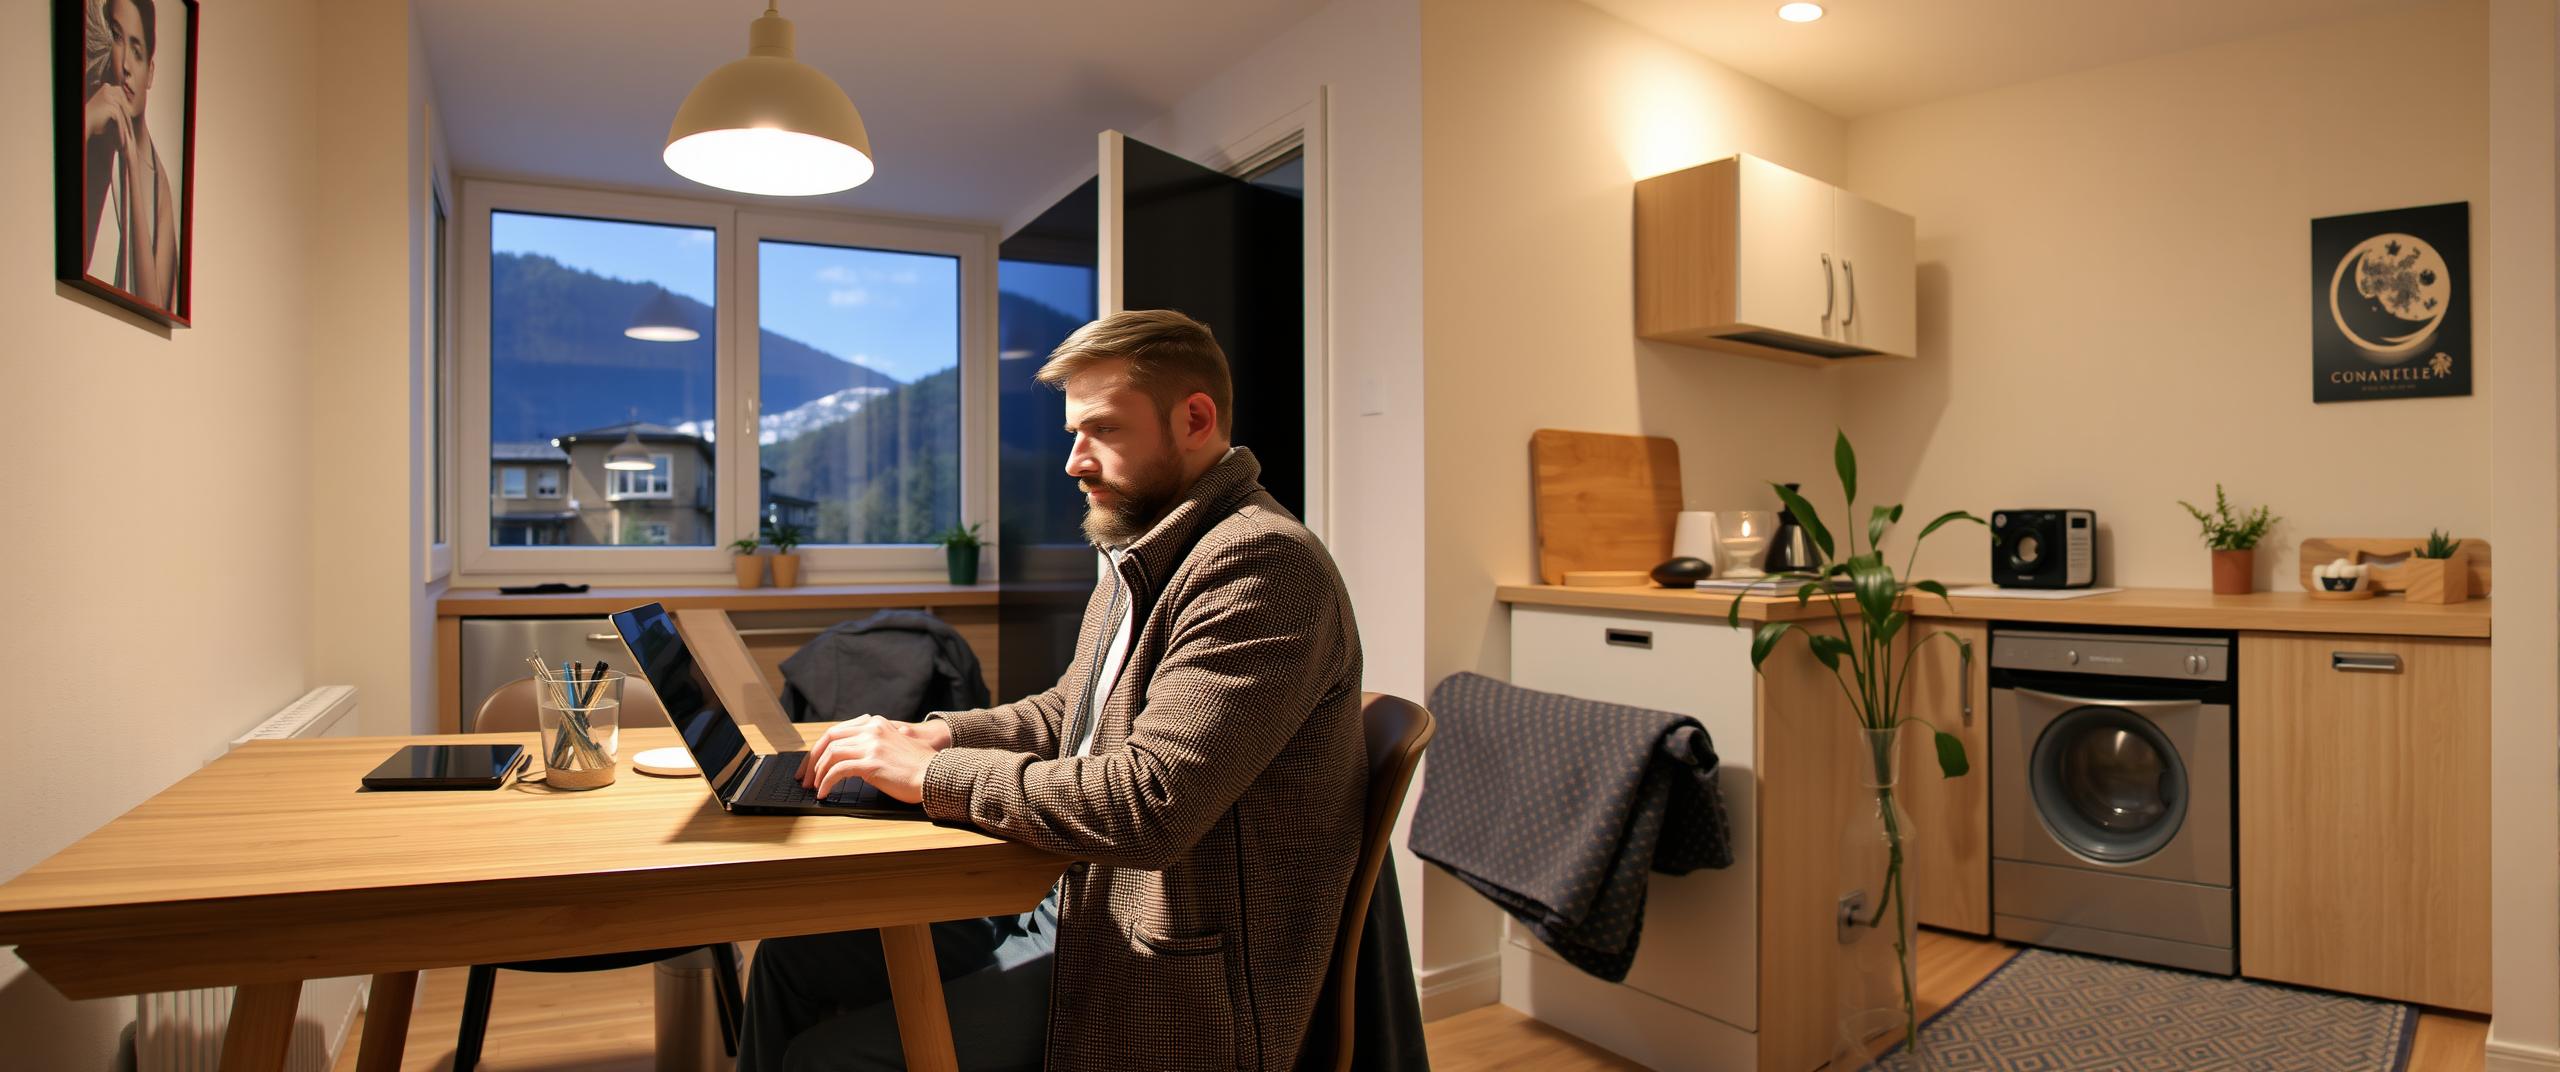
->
[1530, 430, 1683, 586]
[2296, 536, 2493, 595]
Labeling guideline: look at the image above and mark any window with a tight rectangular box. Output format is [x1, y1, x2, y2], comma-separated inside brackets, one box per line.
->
[609, 453, 674, 500]
[487, 210, 714, 546]
[757, 241, 961, 544]
[460, 179, 988, 582]
[500, 467, 526, 498]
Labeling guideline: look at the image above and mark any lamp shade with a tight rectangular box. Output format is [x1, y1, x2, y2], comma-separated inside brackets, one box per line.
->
[663, 6, 874, 197]
[624, 287, 699, 342]
[605, 428, 657, 471]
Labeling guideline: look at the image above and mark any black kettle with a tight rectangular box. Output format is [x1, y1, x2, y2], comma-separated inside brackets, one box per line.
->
[1763, 483, 1823, 574]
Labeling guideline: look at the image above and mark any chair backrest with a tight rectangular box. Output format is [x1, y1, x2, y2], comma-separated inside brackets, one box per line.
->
[1305, 692, 1436, 1072]
[472, 676, 668, 735]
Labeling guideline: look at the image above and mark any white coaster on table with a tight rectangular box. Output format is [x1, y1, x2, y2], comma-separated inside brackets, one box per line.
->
[632, 746, 699, 777]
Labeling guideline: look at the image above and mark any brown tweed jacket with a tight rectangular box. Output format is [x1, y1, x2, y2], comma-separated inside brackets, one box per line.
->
[923, 448, 1366, 1071]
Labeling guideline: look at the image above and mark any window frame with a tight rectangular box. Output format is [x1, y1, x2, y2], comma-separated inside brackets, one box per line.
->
[736, 207, 995, 578]
[500, 467, 527, 499]
[454, 177, 994, 586]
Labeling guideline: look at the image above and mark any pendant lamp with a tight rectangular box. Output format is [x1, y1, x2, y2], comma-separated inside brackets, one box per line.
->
[625, 287, 700, 342]
[664, 3, 874, 197]
[605, 409, 656, 472]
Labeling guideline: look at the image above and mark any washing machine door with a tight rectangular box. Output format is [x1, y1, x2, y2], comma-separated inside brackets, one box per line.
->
[1994, 687, 2231, 884]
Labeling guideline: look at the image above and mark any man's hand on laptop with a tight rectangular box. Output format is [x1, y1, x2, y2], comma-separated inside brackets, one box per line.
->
[800, 714, 951, 804]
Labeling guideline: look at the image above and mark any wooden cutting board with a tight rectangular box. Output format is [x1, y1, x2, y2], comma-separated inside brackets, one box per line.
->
[2296, 536, 2494, 595]
[1531, 430, 1683, 586]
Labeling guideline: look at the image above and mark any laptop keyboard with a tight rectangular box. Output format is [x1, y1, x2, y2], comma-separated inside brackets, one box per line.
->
[735, 752, 892, 809]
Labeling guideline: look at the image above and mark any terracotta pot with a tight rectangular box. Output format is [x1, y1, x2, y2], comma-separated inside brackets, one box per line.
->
[771, 553, 802, 588]
[732, 555, 765, 589]
[2211, 549, 2255, 595]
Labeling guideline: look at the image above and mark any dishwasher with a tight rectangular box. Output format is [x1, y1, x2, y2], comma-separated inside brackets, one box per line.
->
[458, 617, 662, 731]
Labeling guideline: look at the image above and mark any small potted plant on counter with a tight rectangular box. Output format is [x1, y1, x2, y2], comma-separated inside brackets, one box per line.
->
[766, 523, 805, 588]
[728, 537, 765, 589]
[935, 522, 984, 585]
[2403, 529, 2470, 605]
[2179, 484, 2279, 595]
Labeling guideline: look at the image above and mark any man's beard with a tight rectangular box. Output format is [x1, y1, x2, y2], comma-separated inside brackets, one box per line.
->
[1079, 450, 1186, 549]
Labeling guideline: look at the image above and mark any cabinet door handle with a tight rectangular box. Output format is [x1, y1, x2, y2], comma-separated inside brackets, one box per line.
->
[585, 633, 622, 642]
[1841, 259, 1858, 327]
[2332, 651, 2403, 673]
[1959, 640, 1974, 728]
[1605, 628, 1653, 650]
[1821, 253, 1836, 325]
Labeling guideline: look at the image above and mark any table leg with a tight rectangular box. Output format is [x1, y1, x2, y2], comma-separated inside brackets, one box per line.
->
[881, 923, 961, 1072]
[354, 971, 420, 1072]
[218, 979, 303, 1072]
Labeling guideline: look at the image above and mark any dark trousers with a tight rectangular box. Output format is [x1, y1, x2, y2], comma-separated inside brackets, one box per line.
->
[738, 896, 1056, 1072]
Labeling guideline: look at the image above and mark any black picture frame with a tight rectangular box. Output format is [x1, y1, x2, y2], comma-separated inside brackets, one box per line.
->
[55, 0, 199, 328]
[2310, 202, 2470, 403]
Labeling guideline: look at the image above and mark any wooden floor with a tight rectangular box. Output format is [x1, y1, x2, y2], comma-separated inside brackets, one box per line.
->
[333, 929, 2489, 1071]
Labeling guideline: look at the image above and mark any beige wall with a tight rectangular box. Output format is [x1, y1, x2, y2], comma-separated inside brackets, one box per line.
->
[0, 0, 323, 1063]
[1838, 0, 2494, 589]
[1418, 0, 1849, 999]
[307, 0, 435, 736]
[2484, 0, 2558, 1064]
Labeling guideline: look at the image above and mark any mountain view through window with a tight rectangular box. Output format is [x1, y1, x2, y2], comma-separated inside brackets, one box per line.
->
[487, 211, 971, 547]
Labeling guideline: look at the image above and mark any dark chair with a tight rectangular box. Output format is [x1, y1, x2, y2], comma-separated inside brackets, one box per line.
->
[1299, 692, 1437, 1072]
[452, 678, 744, 1072]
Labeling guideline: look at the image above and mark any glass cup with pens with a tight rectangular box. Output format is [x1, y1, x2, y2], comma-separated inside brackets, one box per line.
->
[531, 658, 621, 790]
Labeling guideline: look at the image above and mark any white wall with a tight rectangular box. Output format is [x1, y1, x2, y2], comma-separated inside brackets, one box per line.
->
[2484, 1, 2559, 1065]
[0, 0, 322, 1064]
[308, 0, 436, 736]
[1126, 0, 1442, 1009]
[1418, 0, 1849, 1009]
[1839, 0, 2494, 589]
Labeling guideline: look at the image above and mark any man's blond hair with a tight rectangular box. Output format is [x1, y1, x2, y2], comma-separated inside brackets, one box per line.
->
[1037, 309, 1234, 438]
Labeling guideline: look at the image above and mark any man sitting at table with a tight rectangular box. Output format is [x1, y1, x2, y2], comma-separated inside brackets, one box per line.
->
[738, 309, 1367, 1072]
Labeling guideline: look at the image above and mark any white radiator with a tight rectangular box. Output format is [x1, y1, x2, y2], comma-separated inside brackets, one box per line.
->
[135, 686, 368, 1072]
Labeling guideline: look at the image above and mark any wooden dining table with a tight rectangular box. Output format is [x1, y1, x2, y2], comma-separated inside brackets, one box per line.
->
[0, 609, 1064, 1072]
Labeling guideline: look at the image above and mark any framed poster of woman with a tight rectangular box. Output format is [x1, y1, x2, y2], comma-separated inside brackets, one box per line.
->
[54, 0, 197, 327]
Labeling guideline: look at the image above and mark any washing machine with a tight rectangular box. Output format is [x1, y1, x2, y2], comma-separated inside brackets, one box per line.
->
[1991, 626, 2236, 974]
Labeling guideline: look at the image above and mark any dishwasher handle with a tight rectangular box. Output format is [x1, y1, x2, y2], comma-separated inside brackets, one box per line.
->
[2331, 651, 2404, 673]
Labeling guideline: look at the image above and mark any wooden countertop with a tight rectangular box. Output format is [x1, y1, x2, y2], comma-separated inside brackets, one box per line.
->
[438, 582, 1000, 618]
[1496, 583, 2492, 639]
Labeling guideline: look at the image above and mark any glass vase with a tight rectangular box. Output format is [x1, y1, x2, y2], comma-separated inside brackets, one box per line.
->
[1835, 723, 1925, 1070]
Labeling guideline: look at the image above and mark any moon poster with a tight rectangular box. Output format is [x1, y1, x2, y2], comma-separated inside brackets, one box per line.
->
[2311, 202, 2469, 403]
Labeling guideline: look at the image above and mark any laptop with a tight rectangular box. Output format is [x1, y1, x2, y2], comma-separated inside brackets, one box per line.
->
[610, 602, 922, 818]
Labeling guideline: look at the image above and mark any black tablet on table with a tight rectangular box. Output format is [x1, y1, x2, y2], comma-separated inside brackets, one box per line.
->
[361, 744, 527, 790]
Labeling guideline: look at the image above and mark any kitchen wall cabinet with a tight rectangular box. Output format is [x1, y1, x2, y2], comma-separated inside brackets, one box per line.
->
[2237, 632, 2490, 1012]
[1635, 154, 1917, 366]
[1895, 619, 1991, 934]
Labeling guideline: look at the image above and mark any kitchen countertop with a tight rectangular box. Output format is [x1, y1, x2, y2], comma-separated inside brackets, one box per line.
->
[1496, 583, 2492, 639]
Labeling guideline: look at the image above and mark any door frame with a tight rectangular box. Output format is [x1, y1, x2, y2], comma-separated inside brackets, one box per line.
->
[1097, 87, 1333, 542]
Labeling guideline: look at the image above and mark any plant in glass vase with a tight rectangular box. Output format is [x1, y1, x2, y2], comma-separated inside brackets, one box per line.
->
[1724, 431, 1981, 1065]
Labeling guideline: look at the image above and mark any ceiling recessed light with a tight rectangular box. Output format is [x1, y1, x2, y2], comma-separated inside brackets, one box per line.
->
[1777, 2, 1825, 22]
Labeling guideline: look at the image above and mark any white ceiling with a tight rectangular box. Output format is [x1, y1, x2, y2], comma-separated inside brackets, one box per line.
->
[1576, 0, 2428, 119]
[416, 0, 1332, 225]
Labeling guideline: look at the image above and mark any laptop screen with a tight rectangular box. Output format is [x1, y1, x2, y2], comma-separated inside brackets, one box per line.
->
[610, 603, 750, 788]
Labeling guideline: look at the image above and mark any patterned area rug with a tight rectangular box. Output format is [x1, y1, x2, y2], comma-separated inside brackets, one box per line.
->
[1868, 948, 2417, 1071]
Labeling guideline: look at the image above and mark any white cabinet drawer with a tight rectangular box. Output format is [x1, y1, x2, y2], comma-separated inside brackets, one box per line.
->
[1506, 606, 1760, 1031]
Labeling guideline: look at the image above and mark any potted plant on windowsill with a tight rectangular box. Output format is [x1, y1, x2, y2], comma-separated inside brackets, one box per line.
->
[729, 537, 765, 589]
[2403, 529, 2470, 605]
[766, 524, 805, 588]
[2178, 484, 2279, 595]
[935, 522, 983, 586]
